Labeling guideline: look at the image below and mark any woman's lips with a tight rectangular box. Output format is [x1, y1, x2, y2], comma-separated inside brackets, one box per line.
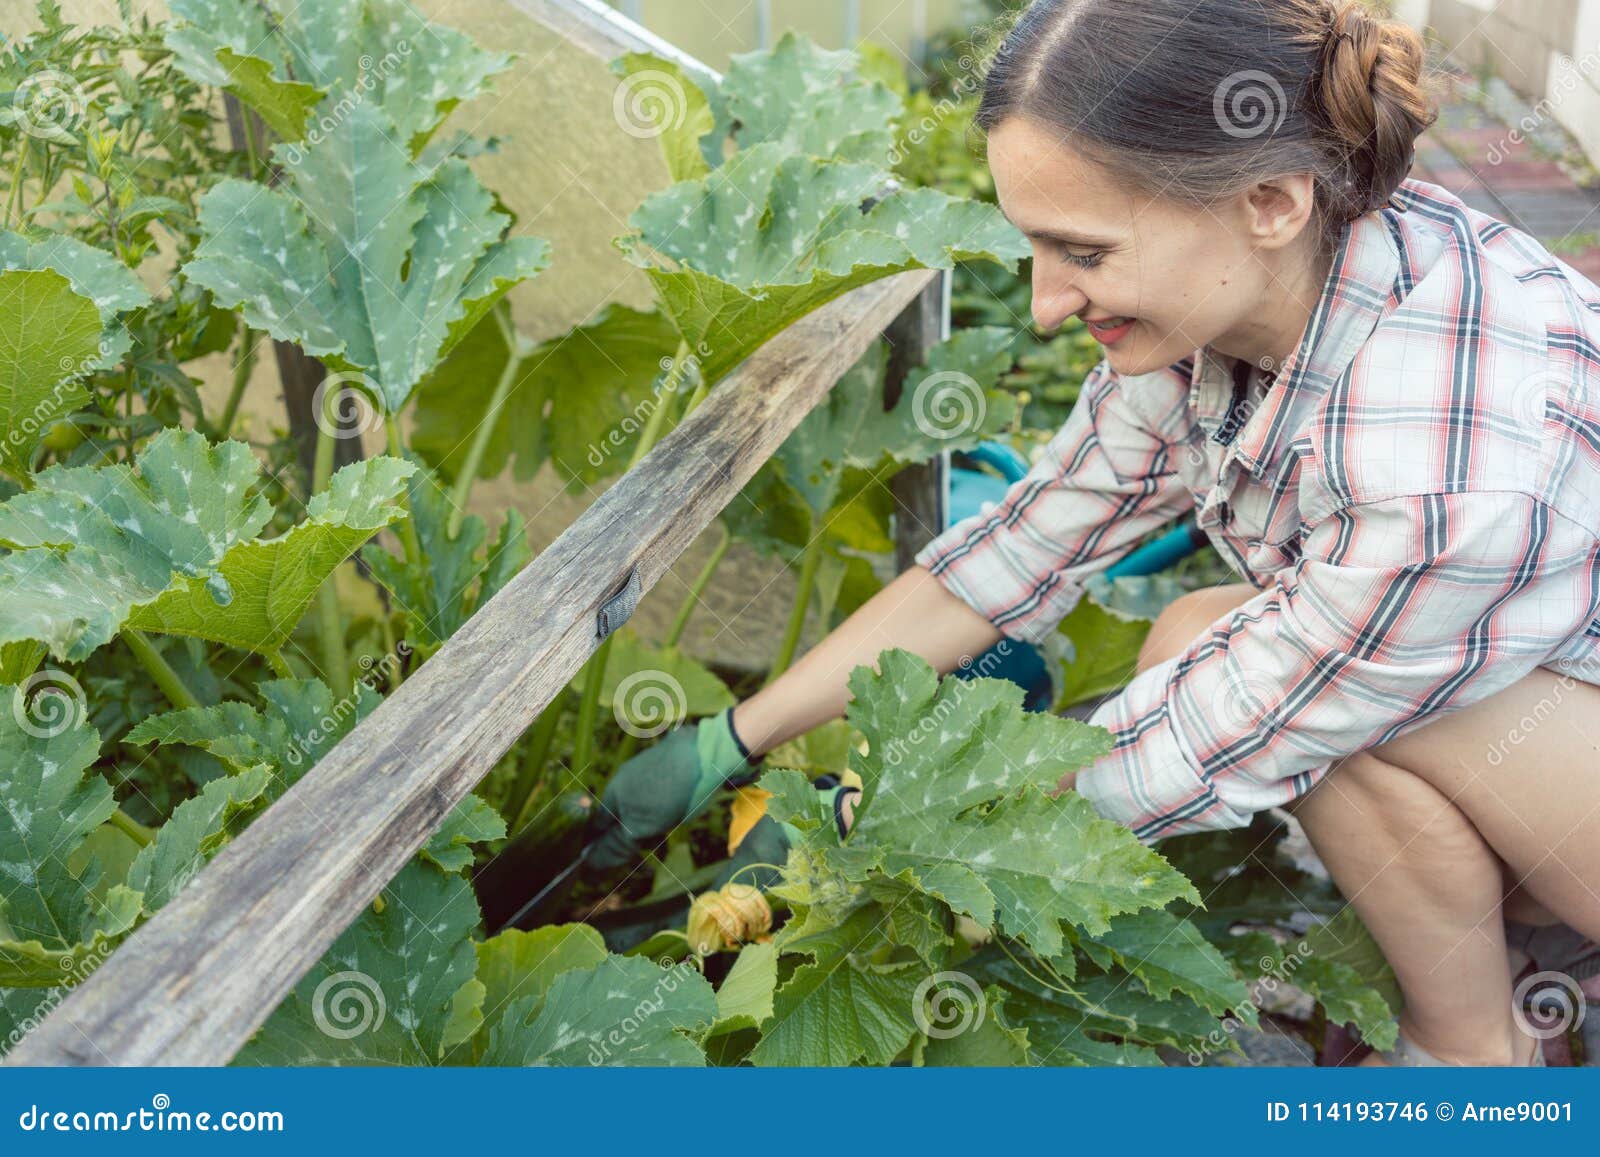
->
[1085, 316, 1136, 345]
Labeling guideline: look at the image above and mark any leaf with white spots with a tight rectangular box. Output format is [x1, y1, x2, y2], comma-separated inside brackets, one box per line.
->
[234, 861, 482, 1065]
[185, 103, 550, 414]
[621, 141, 1025, 385]
[0, 428, 272, 661]
[125, 766, 273, 914]
[126, 677, 381, 798]
[480, 955, 717, 1066]
[165, 0, 511, 149]
[125, 456, 416, 655]
[766, 649, 1197, 958]
[0, 690, 140, 987]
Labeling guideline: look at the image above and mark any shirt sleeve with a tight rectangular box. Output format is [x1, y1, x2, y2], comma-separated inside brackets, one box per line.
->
[1074, 491, 1600, 843]
[913, 359, 1195, 645]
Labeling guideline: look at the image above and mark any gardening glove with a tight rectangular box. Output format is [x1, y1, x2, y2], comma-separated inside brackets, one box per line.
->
[712, 773, 860, 891]
[587, 707, 760, 872]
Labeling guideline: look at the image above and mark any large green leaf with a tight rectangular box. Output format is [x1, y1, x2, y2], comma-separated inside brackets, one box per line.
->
[185, 103, 549, 414]
[594, 629, 735, 729]
[0, 692, 140, 986]
[361, 464, 531, 651]
[125, 677, 382, 797]
[481, 955, 717, 1066]
[0, 270, 101, 480]
[124, 766, 272, 913]
[0, 429, 412, 662]
[0, 428, 271, 661]
[619, 140, 1026, 385]
[968, 949, 1225, 1063]
[125, 457, 415, 654]
[235, 861, 481, 1065]
[803, 649, 1197, 955]
[1071, 908, 1255, 1021]
[409, 304, 680, 492]
[445, 924, 609, 1063]
[0, 231, 154, 479]
[714, 33, 902, 163]
[747, 901, 923, 1066]
[165, 0, 511, 149]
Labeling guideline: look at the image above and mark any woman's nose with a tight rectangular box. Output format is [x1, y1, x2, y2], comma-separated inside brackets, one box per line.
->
[1031, 274, 1087, 332]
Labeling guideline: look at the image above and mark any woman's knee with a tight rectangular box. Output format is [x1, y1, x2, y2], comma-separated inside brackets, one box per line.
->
[1136, 582, 1256, 672]
[1289, 751, 1487, 864]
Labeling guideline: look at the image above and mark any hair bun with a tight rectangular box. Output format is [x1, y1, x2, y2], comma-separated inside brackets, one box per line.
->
[1315, 1, 1437, 219]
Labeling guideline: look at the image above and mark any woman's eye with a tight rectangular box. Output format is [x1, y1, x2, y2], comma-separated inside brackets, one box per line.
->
[1061, 248, 1104, 270]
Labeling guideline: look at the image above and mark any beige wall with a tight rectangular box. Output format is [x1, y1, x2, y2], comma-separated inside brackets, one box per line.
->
[1396, 0, 1600, 165]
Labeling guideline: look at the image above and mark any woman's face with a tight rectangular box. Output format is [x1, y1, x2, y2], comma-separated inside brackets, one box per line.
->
[986, 114, 1318, 378]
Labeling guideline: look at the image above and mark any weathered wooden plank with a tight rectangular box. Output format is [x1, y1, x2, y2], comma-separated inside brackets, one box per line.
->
[883, 270, 951, 572]
[6, 269, 937, 1067]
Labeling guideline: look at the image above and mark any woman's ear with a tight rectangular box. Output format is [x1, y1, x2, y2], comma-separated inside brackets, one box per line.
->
[1241, 173, 1317, 250]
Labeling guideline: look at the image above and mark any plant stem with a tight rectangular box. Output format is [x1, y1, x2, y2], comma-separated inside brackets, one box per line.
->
[215, 321, 258, 439]
[313, 384, 353, 695]
[108, 807, 155, 848]
[666, 523, 729, 649]
[447, 309, 521, 539]
[122, 630, 202, 711]
[265, 648, 294, 679]
[385, 418, 424, 571]
[510, 694, 565, 833]
[766, 534, 824, 683]
[571, 341, 694, 776]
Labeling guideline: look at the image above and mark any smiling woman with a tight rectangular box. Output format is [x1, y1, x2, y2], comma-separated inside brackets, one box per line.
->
[977, 0, 1435, 381]
[896, 0, 1600, 1070]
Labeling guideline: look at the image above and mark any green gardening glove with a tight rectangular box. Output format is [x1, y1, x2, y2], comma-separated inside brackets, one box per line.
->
[713, 777, 860, 890]
[587, 707, 759, 872]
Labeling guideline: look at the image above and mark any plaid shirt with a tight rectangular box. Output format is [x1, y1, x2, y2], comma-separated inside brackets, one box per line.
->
[916, 177, 1600, 842]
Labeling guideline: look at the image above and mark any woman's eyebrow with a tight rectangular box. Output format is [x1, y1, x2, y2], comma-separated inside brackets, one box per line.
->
[1001, 208, 1117, 247]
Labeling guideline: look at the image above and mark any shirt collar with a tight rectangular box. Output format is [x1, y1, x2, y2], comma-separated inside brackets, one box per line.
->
[1193, 203, 1403, 480]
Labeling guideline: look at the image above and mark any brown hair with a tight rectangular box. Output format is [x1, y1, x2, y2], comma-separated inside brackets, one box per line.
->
[976, 0, 1440, 251]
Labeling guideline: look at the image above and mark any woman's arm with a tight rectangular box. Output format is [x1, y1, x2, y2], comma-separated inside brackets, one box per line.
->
[731, 564, 1003, 755]
[732, 359, 1195, 759]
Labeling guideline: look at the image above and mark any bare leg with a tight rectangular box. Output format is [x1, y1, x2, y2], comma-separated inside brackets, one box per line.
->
[1135, 584, 1600, 1064]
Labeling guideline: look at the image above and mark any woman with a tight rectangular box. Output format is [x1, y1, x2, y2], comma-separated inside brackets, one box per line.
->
[592, 0, 1600, 1065]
